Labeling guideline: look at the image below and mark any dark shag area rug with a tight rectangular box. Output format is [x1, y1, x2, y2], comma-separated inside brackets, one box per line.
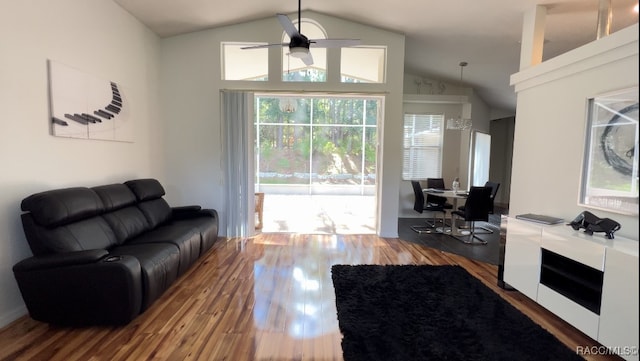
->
[331, 264, 583, 361]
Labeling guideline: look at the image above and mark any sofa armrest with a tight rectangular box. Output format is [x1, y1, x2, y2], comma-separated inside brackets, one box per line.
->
[13, 249, 109, 271]
[13, 253, 143, 326]
[199, 208, 218, 218]
[172, 205, 202, 212]
[171, 206, 217, 221]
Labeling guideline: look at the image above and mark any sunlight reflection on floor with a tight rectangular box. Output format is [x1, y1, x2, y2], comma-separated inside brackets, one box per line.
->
[259, 194, 376, 234]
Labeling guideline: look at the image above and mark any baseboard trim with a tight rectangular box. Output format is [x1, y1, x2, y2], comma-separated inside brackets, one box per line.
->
[0, 305, 27, 329]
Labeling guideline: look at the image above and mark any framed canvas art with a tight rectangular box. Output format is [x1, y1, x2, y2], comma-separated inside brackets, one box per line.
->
[579, 87, 638, 215]
[48, 60, 133, 142]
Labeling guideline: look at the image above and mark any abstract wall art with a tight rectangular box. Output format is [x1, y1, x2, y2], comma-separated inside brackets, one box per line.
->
[580, 86, 638, 215]
[48, 60, 133, 142]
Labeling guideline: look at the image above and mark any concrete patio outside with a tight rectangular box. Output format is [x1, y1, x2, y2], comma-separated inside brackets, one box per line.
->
[258, 194, 376, 234]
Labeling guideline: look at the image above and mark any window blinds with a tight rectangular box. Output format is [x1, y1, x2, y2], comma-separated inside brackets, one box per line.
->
[402, 113, 444, 180]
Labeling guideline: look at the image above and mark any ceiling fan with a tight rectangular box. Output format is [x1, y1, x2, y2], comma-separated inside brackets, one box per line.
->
[241, 0, 361, 66]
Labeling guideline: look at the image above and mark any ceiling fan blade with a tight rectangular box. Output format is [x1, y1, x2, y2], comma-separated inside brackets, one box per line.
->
[277, 14, 300, 38]
[241, 43, 288, 50]
[300, 52, 314, 66]
[310, 38, 362, 48]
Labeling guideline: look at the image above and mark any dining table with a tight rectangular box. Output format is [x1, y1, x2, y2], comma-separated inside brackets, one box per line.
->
[423, 188, 470, 236]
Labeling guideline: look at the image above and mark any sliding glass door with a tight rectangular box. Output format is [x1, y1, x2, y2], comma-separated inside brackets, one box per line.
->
[255, 94, 380, 196]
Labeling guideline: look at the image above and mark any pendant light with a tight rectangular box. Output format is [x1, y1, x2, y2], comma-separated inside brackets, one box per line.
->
[279, 97, 297, 113]
[446, 61, 472, 130]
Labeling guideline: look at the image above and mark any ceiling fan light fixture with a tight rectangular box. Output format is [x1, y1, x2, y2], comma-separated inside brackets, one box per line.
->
[289, 46, 309, 58]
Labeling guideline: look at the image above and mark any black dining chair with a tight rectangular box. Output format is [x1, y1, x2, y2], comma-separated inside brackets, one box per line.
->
[450, 186, 492, 244]
[457, 181, 500, 234]
[458, 181, 500, 210]
[426, 178, 453, 211]
[484, 181, 500, 214]
[410, 180, 447, 233]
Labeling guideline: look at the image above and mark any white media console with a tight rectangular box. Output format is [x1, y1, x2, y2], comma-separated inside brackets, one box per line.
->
[504, 217, 639, 361]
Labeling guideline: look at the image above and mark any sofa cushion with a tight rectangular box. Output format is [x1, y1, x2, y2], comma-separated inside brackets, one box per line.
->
[108, 243, 180, 311]
[129, 224, 201, 276]
[21, 187, 104, 227]
[138, 198, 172, 228]
[172, 215, 219, 256]
[125, 179, 166, 201]
[21, 214, 118, 256]
[102, 206, 150, 244]
[92, 184, 137, 211]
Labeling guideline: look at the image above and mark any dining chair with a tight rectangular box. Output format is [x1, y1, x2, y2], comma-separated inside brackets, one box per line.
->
[450, 186, 492, 244]
[426, 178, 453, 210]
[410, 180, 447, 233]
[457, 181, 500, 234]
[484, 181, 500, 214]
[458, 181, 500, 210]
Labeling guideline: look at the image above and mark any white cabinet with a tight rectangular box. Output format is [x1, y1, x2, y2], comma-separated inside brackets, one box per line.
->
[503, 218, 543, 300]
[537, 284, 600, 340]
[504, 217, 639, 361]
[598, 248, 639, 361]
[542, 228, 606, 270]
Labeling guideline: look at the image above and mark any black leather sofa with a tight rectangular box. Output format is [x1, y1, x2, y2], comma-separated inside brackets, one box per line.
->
[12, 178, 219, 326]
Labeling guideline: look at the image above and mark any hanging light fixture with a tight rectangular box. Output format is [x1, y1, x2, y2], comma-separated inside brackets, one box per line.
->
[446, 61, 473, 130]
[279, 97, 297, 113]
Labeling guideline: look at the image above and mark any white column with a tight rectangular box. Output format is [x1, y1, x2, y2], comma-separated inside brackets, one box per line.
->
[519, 5, 547, 70]
[596, 0, 612, 39]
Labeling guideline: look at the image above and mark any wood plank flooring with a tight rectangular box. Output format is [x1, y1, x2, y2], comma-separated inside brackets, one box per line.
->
[0, 234, 623, 361]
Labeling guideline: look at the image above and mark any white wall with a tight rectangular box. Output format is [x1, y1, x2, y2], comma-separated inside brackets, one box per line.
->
[510, 24, 639, 240]
[159, 11, 406, 237]
[0, 0, 161, 327]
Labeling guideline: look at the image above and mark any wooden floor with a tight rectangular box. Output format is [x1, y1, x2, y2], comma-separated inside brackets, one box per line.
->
[0, 234, 623, 361]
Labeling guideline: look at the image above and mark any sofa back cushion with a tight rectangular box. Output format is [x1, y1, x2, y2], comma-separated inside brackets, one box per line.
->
[92, 184, 150, 244]
[101, 207, 150, 244]
[125, 178, 165, 201]
[92, 184, 137, 211]
[138, 199, 172, 228]
[20, 187, 117, 255]
[21, 214, 118, 256]
[21, 187, 104, 227]
[125, 179, 172, 228]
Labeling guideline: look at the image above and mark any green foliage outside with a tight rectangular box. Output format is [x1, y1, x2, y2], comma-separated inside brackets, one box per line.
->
[255, 96, 379, 185]
[282, 69, 326, 82]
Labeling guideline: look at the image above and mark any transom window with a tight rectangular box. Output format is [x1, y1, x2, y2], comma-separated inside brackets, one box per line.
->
[221, 42, 268, 81]
[341, 46, 386, 83]
[220, 17, 387, 84]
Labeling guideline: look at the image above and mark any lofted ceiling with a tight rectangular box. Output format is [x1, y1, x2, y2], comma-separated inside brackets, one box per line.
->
[113, 0, 638, 113]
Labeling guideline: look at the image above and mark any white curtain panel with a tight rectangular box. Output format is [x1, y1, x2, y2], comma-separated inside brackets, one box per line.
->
[221, 91, 255, 238]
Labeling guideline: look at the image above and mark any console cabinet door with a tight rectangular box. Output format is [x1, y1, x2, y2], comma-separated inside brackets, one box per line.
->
[504, 218, 542, 300]
[598, 248, 639, 361]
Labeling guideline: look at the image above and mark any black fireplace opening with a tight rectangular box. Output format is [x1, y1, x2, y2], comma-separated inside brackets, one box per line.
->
[540, 248, 604, 314]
